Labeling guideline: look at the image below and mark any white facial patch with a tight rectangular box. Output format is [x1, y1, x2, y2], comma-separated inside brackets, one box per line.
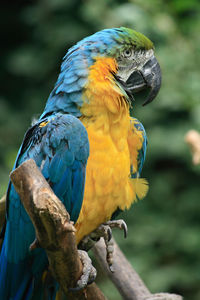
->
[117, 49, 154, 82]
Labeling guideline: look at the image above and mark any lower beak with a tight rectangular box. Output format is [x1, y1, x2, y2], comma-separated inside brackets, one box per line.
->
[126, 56, 162, 105]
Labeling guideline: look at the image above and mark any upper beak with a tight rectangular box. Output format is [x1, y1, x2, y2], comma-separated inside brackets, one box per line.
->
[126, 56, 162, 106]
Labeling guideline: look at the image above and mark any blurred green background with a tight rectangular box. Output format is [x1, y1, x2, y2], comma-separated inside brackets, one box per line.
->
[1, 0, 200, 299]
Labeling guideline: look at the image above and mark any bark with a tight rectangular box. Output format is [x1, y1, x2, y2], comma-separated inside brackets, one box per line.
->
[93, 237, 182, 300]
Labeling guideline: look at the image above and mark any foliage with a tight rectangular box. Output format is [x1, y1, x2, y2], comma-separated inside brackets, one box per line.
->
[0, 0, 200, 299]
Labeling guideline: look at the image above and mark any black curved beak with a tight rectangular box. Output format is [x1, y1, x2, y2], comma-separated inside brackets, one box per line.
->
[126, 56, 162, 106]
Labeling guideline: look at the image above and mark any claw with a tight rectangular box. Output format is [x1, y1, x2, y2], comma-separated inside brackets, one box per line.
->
[29, 238, 40, 251]
[106, 226, 112, 241]
[90, 224, 112, 242]
[122, 222, 128, 238]
[105, 219, 128, 238]
[99, 224, 112, 242]
[69, 250, 97, 292]
[78, 219, 128, 272]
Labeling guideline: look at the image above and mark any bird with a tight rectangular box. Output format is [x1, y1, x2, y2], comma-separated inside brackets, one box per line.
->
[40, 26, 161, 244]
[0, 27, 161, 299]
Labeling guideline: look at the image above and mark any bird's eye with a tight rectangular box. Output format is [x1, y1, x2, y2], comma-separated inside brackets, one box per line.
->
[123, 49, 133, 58]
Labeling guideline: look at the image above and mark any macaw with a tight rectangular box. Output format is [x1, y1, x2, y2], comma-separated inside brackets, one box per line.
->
[0, 27, 161, 299]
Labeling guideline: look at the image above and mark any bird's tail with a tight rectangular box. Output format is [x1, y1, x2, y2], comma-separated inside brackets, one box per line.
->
[0, 236, 57, 300]
[0, 239, 33, 300]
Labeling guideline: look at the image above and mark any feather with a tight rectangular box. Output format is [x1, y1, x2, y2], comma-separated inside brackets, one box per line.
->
[131, 178, 149, 200]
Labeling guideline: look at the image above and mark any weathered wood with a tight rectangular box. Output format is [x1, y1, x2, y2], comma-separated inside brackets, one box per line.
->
[10, 159, 107, 300]
[185, 130, 200, 165]
[93, 238, 182, 300]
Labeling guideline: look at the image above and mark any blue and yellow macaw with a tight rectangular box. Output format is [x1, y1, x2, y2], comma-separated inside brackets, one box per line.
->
[0, 27, 161, 299]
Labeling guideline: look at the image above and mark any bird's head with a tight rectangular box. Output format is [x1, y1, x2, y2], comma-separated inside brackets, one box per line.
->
[42, 27, 161, 118]
[107, 27, 162, 106]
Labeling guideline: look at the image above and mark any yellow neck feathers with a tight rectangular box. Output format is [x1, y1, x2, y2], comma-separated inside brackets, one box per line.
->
[80, 57, 130, 143]
[81, 57, 129, 117]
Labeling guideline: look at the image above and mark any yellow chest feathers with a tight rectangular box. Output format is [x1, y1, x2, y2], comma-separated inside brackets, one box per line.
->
[75, 57, 148, 243]
[75, 122, 133, 243]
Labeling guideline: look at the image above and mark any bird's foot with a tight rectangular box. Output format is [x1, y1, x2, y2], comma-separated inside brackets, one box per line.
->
[79, 219, 127, 272]
[69, 250, 97, 292]
[104, 219, 128, 238]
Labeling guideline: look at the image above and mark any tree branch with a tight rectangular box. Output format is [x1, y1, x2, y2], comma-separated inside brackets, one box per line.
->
[10, 159, 107, 300]
[185, 130, 200, 165]
[93, 237, 182, 300]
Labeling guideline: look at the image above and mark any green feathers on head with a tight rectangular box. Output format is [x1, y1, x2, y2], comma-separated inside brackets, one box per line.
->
[110, 27, 154, 56]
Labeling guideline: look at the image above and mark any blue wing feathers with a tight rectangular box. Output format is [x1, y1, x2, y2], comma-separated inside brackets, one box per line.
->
[0, 113, 89, 299]
[71, 164, 86, 221]
[52, 168, 72, 200]
[49, 146, 75, 182]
